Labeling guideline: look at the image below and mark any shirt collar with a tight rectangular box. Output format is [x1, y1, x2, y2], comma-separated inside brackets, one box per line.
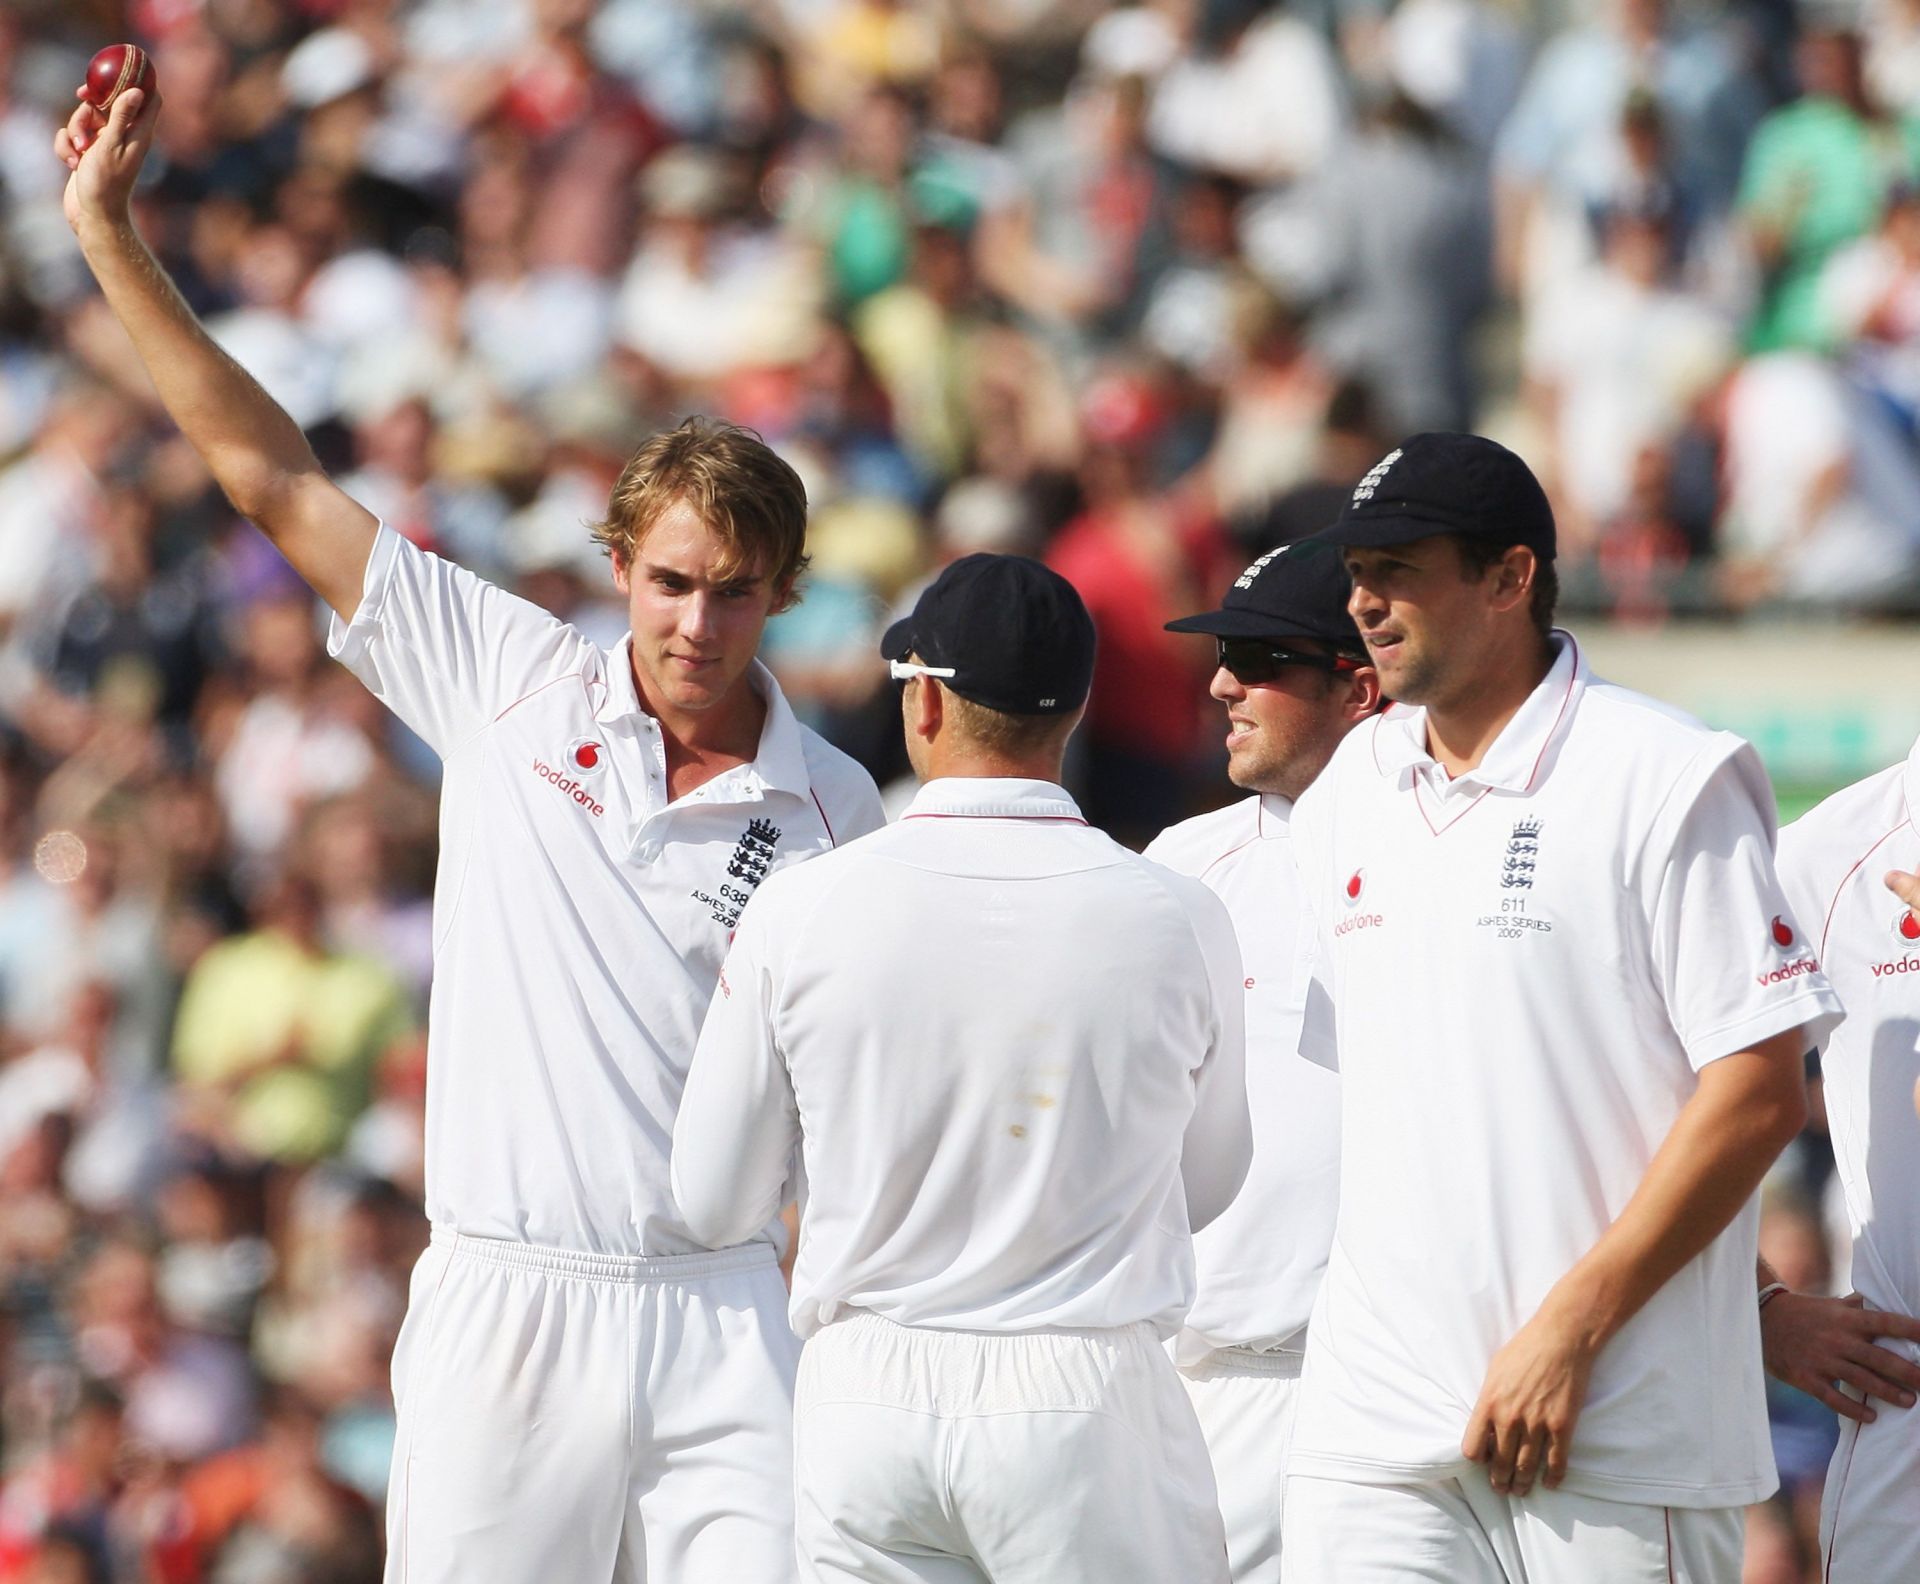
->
[599, 643, 813, 799]
[1257, 792, 1293, 837]
[1904, 733, 1920, 831]
[902, 778, 1088, 822]
[1371, 631, 1586, 796]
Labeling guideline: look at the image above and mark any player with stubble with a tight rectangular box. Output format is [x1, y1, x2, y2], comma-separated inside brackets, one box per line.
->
[1145, 543, 1379, 1584]
[58, 90, 884, 1581]
[1278, 434, 1843, 1581]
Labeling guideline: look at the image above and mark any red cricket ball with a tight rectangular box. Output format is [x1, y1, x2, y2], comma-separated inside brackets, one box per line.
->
[82, 44, 157, 115]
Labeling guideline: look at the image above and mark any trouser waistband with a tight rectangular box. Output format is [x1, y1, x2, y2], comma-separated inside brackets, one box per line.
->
[431, 1228, 775, 1283]
[1181, 1346, 1306, 1380]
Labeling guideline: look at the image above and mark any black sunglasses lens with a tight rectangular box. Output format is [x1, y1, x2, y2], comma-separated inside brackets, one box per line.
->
[1218, 640, 1282, 684]
[1216, 639, 1350, 681]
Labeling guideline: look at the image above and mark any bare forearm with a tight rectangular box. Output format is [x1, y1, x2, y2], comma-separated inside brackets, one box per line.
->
[73, 215, 373, 615]
[1545, 1038, 1806, 1351]
[78, 216, 307, 509]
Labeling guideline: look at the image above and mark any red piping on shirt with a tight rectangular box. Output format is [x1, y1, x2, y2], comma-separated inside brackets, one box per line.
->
[1200, 831, 1262, 880]
[1819, 819, 1911, 961]
[810, 788, 837, 846]
[493, 668, 594, 723]
[1404, 636, 1580, 836]
[1521, 634, 1580, 792]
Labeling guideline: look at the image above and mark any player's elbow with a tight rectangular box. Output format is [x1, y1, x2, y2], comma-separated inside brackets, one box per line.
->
[1183, 1127, 1252, 1233]
[670, 1169, 730, 1249]
[670, 1150, 757, 1251]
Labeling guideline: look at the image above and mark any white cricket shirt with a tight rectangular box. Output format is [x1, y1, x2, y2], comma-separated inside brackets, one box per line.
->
[1289, 634, 1843, 1509]
[1146, 794, 1339, 1363]
[328, 524, 885, 1255]
[671, 777, 1253, 1338]
[1777, 736, 1920, 1328]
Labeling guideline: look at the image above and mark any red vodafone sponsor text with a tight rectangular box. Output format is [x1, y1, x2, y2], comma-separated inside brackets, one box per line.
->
[1755, 955, 1819, 987]
[531, 757, 605, 817]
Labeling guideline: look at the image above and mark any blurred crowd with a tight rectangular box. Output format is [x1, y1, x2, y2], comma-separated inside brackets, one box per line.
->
[0, 0, 1903, 1580]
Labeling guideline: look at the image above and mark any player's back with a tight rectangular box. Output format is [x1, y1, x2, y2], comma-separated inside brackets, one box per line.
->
[752, 778, 1247, 1339]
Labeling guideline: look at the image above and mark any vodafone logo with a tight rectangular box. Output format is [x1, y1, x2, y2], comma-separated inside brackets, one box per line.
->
[530, 757, 606, 817]
[1770, 916, 1796, 950]
[1755, 955, 1820, 987]
[568, 738, 606, 775]
[1335, 869, 1383, 933]
[1870, 911, 1920, 977]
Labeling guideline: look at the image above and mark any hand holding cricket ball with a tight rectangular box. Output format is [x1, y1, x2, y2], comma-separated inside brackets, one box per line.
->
[56, 45, 161, 236]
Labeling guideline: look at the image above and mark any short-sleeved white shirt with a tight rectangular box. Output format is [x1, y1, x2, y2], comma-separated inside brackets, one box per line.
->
[671, 777, 1253, 1338]
[328, 525, 885, 1255]
[1146, 794, 1339, 1363]
[1289, 634, 1842, 1509]
[1777, 737, 1920, 1327]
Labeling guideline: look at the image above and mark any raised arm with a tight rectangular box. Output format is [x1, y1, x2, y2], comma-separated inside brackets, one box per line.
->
[57, 87, 375, 619]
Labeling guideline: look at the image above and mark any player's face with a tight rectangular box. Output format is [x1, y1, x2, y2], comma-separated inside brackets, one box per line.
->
[1343, 539, 1491, 707]
[1209, 644, 1363, 801]
[613, 499, 786, 721]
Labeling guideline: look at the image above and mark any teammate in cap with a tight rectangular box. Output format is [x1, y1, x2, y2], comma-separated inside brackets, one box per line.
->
[1145, 544, 1378, 1583]
[673, 554, 1251, 1583]
[58, 90, 884, 1581]
[1279, 433, 1843, 1581]
[1770, 743, 1920, 1583]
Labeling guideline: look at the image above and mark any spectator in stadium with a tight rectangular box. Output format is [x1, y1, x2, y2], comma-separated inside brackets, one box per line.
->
[1739, 21, 1920, 352]
[1047, 365, 1225, 844]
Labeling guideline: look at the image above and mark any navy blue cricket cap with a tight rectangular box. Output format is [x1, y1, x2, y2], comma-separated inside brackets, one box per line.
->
[1314, 433, 1556, 561]
[881, 553, 1096, 716]
[1164, 538, 1362, 650]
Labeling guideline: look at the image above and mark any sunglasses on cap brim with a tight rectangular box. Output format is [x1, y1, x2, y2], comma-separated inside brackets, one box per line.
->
[1216, 637, 1365, 686]
[888, 658, 957, 684]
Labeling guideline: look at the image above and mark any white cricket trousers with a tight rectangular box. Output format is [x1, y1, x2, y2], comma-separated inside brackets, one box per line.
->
[794, 1311, 1230, 1583]
[1280, 1467, 1744, 1583]
[1819, 1376, 1920, 1583]
[1180, 1348, 1304, 1584]
[384, 1230, 800, 1584]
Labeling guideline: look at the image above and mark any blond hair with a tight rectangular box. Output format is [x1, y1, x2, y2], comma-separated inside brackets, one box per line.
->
[590, 418, 810, 600]
[941, 688, 1080, 757]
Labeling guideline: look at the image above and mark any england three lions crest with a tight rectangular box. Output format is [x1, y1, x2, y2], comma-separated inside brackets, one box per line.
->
[1501, 817, 1541, 890]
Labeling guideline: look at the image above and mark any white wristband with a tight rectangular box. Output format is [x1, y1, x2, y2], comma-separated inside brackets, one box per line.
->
[1757, 1281, 1789, 1311]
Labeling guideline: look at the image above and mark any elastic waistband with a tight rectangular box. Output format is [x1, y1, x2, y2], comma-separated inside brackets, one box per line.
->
[819, 1309, 1160, 1347]
[1181, 1345, 1305, 1381]
[431, 1229, 775, 1283]
[799, 1310, 1168, 1416]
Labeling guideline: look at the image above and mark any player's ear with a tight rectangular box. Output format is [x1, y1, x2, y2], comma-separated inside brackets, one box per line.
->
[1343, 664, 1383, 722]
[899, 672, 945, 749]
[610, 550, 631, 595]
[1488, 547, 1536, 616]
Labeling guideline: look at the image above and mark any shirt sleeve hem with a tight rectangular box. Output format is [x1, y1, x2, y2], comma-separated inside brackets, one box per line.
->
[1686, 990, 1846, 1071]
[325, 520, 399, 667]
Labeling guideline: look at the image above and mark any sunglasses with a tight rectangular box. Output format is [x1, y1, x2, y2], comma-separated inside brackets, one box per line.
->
[888, 659, 956, 684]
[1216, 638, 1363, 686]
